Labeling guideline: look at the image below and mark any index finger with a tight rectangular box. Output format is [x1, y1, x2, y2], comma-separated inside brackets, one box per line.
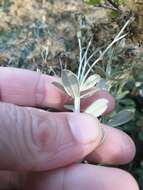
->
[0, 67, 115, 111]
[0, 67, 69, 109]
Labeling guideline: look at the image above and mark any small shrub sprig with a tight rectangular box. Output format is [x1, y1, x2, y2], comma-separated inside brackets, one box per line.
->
[53, 19, 131, 119]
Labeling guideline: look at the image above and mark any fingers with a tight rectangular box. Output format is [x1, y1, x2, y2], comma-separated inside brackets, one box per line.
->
[0, 67, 69, 109]
[24, 164, 139, 190]
[0, 102, 102, 171]
[0, 171, 19, 189]
[86, 124, 136, 165]
[0, 67, 114, 112]
[0, 102, 135, 171]
[81, 90, 115, 114]
[0, 164, 139, 190]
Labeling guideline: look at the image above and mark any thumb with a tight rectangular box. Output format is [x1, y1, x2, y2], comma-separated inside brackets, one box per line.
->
[0, 102, 102, 171]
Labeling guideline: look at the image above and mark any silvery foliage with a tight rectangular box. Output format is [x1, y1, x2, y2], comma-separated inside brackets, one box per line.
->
[52, 19, 134, 123]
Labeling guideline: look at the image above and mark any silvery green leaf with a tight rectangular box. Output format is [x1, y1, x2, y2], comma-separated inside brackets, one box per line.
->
[85, 98, 109, 117]
[52, 81, 65, 92]
[77, 31, 82, 39]
[64, 104, 74, 111]
[80, 87, 98, 99]
[107, 110, 134, 127]
[61, 70, 80, 98]
[96, 79, 108, 91]
[110, 71, 123, 79]
[106, 63, 112, 79]
[115, 90, 129, 100]
[139, 88, 143, 97]
[80, 74, 101, 92]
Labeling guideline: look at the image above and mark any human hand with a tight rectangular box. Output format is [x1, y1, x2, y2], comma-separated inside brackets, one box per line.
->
[0, 67, 139, 190]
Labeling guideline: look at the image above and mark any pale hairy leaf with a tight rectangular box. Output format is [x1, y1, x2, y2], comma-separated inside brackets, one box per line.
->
[80, 87, 99, 99]
[80, 74, 101, 92]
[85, 98, 109, 117]
[52, 81, 65, 92]
[64, 104, 74, 111]
[96, 79, 108, 91]
[107, 110, 135, 127]
[61, 70, 80, 98]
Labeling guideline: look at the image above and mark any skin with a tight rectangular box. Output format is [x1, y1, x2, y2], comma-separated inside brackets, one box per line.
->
[0, 67, 139, 190]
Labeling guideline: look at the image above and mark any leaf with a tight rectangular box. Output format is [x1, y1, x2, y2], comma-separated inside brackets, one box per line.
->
[80, 74, 101, 92]
[85, 98, 108, 117]
[106, 63, 112, 79]
[96, 79, 108, 91]
[64, 104, 74, 111]
[52, 81, 65, 92]
[116, 90, 129, 100]
[85, 0, 104, 5]
[107, 110, 135, 127]
[61, 70, 80, 98]
[80, 87, 98, 99]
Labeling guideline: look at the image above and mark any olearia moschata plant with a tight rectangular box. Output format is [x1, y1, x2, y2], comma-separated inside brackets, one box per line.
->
[52, 19, 132, 120]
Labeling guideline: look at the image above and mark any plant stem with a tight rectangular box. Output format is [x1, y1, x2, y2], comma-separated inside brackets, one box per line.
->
[74, 97, 80, 113]
[81, 19, 131, 85]
[77, 37, 83, 80]
[79, 39, 92, 82]
[107, 0, 119, 10]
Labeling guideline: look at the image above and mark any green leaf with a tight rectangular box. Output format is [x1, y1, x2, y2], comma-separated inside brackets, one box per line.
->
[85, 0, 104, 5]
[61, 70, 80, 98]
[80, 74, 101, 92]
[64, 104, 74, 111]
[80, 87, 98, 98]
[106, 63, 112, 79]
[52, 81, 65, 92]
[85, 98, 108, 117]
[85, 0, 125, 6]
[107, 109, 135, 127]
[96, 79, 108, 91]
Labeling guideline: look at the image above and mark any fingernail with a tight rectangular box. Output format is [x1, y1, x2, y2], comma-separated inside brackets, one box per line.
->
[68, 114, 100, 144]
